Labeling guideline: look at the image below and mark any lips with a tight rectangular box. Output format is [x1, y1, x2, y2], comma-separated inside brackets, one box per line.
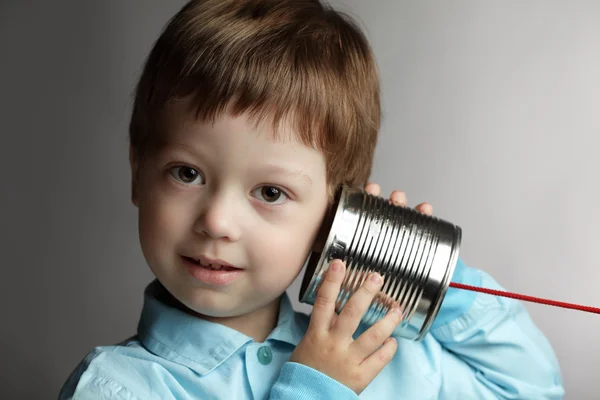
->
[182, 256, 241, 271]
[182, 255, 243, 285]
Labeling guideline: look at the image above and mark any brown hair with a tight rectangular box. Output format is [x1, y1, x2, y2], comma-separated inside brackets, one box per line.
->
[129, 0, 380, 200]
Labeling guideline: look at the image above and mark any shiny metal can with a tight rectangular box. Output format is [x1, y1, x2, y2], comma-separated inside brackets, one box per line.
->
[299, 185, 462, 340]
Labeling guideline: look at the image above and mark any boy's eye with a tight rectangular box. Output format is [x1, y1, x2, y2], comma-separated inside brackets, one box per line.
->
[251, 186, 288, 205]
[169, 166, 204, 185]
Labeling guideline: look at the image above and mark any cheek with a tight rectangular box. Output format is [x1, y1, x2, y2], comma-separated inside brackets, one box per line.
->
[138, 185, 191, 259]
[139, 205, 173, 247]
[251, 207, 326, 285]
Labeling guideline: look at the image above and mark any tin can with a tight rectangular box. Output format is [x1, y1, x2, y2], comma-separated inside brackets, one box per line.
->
[299, 185, 462, 340]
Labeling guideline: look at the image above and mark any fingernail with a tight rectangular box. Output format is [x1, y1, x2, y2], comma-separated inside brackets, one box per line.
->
[330, 261, 341, 272]
[392, 307, 402, 315]
[370, 273, 382, 284]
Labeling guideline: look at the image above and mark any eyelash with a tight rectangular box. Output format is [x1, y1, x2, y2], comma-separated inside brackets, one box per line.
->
[167, 165, 291, 206]
[168, 166, 205, 186]
[250, 185, 290, 206]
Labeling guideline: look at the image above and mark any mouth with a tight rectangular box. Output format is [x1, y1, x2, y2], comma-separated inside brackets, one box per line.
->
[182, 256, 242, 271]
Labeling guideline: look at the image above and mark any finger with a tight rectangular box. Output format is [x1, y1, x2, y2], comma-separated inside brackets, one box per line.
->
[308, 259, 345, 331]
[359, 336, 398, 373]
[364, 182, 381, 196]
[352, 305, 403, 359]
[389, 190, 407, 207]
[415, 202, 433, 215]
[332, 272, 384, 337]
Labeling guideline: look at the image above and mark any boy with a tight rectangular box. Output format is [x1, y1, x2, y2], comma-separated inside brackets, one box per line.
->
[59, 0, 564, 398]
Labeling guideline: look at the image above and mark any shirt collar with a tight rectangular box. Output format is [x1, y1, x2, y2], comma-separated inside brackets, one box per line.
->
[137, 280, 307, 375]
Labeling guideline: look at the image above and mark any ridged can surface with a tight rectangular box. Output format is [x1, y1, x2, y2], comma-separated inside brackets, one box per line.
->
[299, 186, 462, 341]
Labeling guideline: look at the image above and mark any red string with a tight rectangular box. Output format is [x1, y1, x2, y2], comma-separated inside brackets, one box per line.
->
[449, 282, 600, 315]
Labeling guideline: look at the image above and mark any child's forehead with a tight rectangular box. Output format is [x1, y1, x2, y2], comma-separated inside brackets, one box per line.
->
[163, 97, 318, 148]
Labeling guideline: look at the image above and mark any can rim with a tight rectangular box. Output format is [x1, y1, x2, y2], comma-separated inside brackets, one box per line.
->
[415, 227, 462, 339]
[299, 185, 350, 304]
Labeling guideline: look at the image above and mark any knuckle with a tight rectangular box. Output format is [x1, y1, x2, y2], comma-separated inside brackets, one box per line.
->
[319, 341, 341, 361]
[320, 279, 339, 292]
[349, 368, 365, 386]
[302, 331, 319, 347]
[378, 345, 395, 363]
[391, 309, 404, 324]
[367, 328, 386, 344]
[306, 332, 331, 352]
[327, 342, 342, 356]
[313, 295, 333, 309]
[377, 314, 400, 336]
[361, 284, 377, 297]
[342, 303, 360, 319]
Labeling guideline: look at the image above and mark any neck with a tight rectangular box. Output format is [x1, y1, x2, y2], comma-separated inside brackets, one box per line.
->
[202, 299, 281, 342]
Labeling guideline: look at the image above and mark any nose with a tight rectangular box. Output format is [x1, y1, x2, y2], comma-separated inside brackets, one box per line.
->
[193, 191, 241, 242]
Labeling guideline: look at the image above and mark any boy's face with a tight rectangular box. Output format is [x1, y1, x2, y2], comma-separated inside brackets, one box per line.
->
[131, 100, 329, 324]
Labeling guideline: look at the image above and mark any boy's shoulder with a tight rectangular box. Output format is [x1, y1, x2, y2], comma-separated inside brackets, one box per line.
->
[59, 336, 161, 400]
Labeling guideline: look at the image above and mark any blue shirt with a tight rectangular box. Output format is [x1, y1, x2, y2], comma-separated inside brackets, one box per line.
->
[59, 259, 564, 399]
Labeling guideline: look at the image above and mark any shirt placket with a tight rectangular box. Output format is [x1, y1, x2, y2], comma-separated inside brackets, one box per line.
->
[244, 341, 289, 399]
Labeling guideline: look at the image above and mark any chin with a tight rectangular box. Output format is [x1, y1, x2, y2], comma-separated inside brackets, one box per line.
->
[191, 292, 282, 319]
[180, 290, 248, 316]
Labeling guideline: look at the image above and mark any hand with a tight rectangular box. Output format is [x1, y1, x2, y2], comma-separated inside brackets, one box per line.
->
[364, 182, 433, 216]
[290, 260, 402, 394]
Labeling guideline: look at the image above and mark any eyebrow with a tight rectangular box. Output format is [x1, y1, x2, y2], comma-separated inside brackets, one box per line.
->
[162, 143, 203, 156]
[260, 165, 313, 186]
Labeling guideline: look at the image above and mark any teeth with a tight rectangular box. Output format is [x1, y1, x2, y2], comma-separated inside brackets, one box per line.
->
[195, 259, 223, 270]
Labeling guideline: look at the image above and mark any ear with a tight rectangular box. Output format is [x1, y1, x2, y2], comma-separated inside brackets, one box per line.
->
[129, 146, 140, 207]
[311, 216, 329, 252]
[311, 186, 341, 252]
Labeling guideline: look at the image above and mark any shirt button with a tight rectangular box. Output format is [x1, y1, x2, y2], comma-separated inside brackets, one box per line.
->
[257, 345, 273, 365]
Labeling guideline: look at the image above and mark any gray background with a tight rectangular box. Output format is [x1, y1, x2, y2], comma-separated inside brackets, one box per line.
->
[1, 1, 598, 398]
